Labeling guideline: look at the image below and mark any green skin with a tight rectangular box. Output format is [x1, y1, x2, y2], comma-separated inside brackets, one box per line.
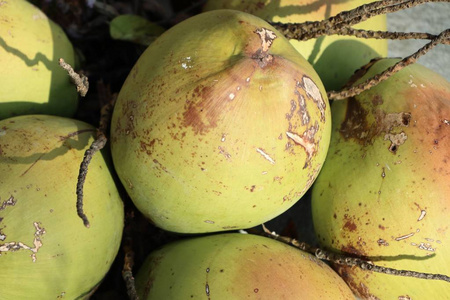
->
[0, 115, 124, 299]
[0, 0, 78, 120]
[311, 59, 450, 299]
[110, 10, 331, 233]
[202, 0, 388, 91]
[136, 233, 355, 299]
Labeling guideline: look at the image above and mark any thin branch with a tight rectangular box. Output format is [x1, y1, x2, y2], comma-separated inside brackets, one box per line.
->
[315, 249, 450, 282]
[76, 132, 107, 228]
[271, 0, 447, 41]
[321, 28, 444, 41]
[328, 28, 450, 100]
[75, 90, 117, 227]
[58, 58, 89, 97]
[122, 210, 139, 300]
[261, 225, 450, 283]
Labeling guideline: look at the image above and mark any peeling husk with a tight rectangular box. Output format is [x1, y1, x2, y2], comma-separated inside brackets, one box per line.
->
[202, 0, 388, 91]
[311, 58, 450, 299]
[0, 115, 124, 299]
[135, 233, 355, 299]
[110, 9, 331, 233]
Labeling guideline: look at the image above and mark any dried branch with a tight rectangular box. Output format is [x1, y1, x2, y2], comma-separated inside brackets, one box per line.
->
[315, 249, 450, 282]
[58, 58, 89, 97]
[321, 28, 444, 42]
[122, 210, 139, 300]
[75, 89, 117, 227]
[76, 132, 107, 228]
[271, 0, 447, 41]
[328, 28, 450, 100]
[261, 225, 450, 283]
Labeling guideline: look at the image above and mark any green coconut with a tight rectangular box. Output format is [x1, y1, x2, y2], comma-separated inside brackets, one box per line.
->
[136, 233, 355, 299]
[110, 9, 331, 233]
[311, 59, 450, 299]
[0, 115, 124, 299]
[202, 0, 388, 91]
[0, 0, 78, 120]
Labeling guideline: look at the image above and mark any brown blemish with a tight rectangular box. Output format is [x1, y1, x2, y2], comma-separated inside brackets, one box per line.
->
[140, 139, 156, 156]
[0, 195, 16, 210]
[340, 97, 370, 142]
[340, 97, 411, 150]
[384, 132, 407, 154]
[372, 95, 383, 106]
[343, 215, 357, 232]
[122, 100, 138, 138]
[377, 238, 389, 246]
[337, 268, 380, 300]
[340, 244, 366, 257]
[285, 99, 297, 121]
[218, 146, 231, 161]
[153, 159, 170, 174]
[294, 85, 310, 126]
[182, 85, 234, 135]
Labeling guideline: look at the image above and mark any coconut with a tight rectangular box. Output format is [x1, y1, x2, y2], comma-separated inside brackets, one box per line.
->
[311, 59, 450, 299]
[135, 233, 355, 299]
[110, 9, 331, 233]
[202, 0, 388, 91]
[0, 0, 78, 120]
[0, 115, 124, 299]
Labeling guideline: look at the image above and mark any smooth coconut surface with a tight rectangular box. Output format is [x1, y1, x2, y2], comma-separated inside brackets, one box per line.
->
[136, 233, 355, 299]
[0, 115, 124, 299]
[311, 59, 450, 299]
[0, 0, 78, 120]
[202, 0, 388, 91]
[110, 9, 331, 233]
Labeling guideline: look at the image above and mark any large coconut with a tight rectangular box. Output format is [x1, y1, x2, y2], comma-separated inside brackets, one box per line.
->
[110, 10, 331, 233]
[311, 59, 450, 299]
[135, 233, 355, 299]
[0, 0, 78, 120]
[0, 115, 124, 299]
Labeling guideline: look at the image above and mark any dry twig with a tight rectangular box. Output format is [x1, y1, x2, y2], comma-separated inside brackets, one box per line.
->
[76, 132, 107, 228]
[327, 28, 450, 100]
[271, 0, 447, 41]
[261, 225, 450, 283]
[75, 91, 117, 227]
[122, 210, 139, 300]
[318, 28, 445, 42]
[58, 58, 89, 97]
